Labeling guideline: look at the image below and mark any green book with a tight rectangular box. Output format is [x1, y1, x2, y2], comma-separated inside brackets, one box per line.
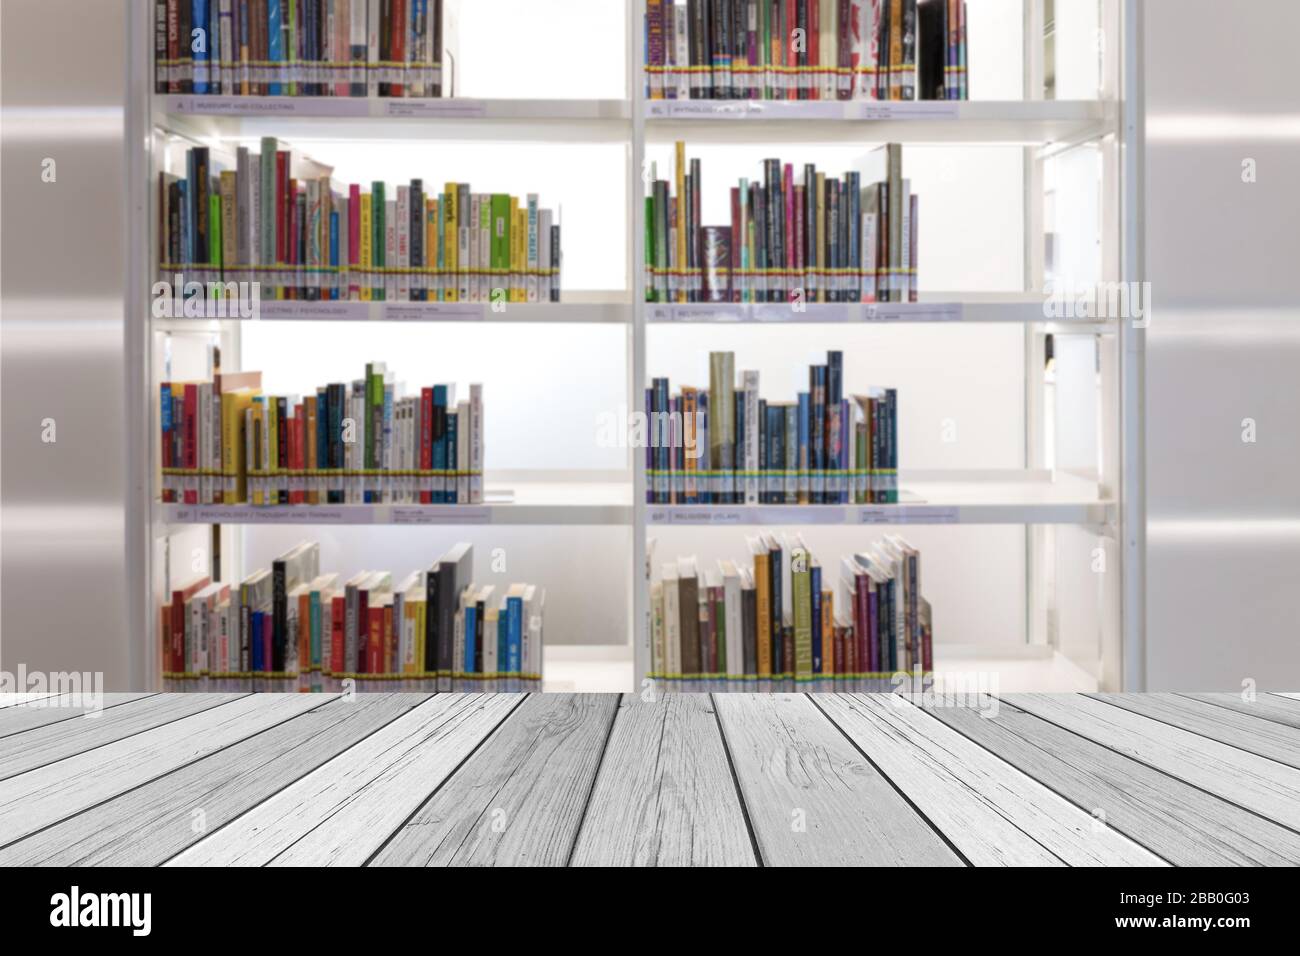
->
[209, 193, 221, 269]
[645, 195, 656, 302]
[791, 546, 812, 680]
[371, 181, 385, 300]
[490, 194, 511, 300]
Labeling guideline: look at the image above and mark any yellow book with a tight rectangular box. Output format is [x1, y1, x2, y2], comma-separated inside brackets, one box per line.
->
[266, 397, 278, 503]
[360, 193, 373, 302]
[221, 388, 257, 503]
[434, 200, 444, 304]
[443, 184, 458, 302]
[821, 590, 834, 677]
[512, 203, 525, 302]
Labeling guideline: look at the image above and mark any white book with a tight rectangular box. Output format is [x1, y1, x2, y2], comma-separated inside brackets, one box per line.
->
[538, 209, 552, 302]
[468, 194, 481, 303]
[661, 561, 680, 684]
[456, 400, 470, 503]
[858, 1, 882, 99]
[526, 194, 539, 302]
[396, 186, 410, 301]
[650, 581, 665, 680]
[367, 0, 381, 96]
[743, 369, 760, 504]
[673, 6, 690, 100]
[524, 584, 544, 683]
[821, 0, 838, 100]
[720, 560, 743, 683]
[469, 383, 483, 503]
[248, 153, 261, 272]
[385, 200, 397, 300]
[478, 195, 491, 301]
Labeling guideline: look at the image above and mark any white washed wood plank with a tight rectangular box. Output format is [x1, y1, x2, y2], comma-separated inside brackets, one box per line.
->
[0, 694, 426, 866]
[923, 697, 1300, 866]
[715, 694, 963, 866]
[372, 694, 618, 866]
[0, 694, 245, 780]
[570, 694, 756, 867]
[1180, 692, 1300, 731]
[0, 693, 154, 739]
[0, 693, 323, 846]
[817, 694, 1166, 866]
[1271, 692, 1300, 701]
[1092, 693, 1300, 769]
[168, 694, 520, 867]
[1008, 693, 1300, 831]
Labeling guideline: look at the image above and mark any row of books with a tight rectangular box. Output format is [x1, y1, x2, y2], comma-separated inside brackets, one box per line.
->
[157, 141, 561, 306]
[646, 142, 915, 303]
[644, 0, 969, 102]
[160, 352, 484, 506]
[163, 542, 545, 691]
[649, 533, 930, 691]
[647, 350, 898, 505]
[154, 0, 446, 97]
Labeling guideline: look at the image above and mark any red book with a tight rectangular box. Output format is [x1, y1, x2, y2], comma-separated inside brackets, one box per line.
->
[420, 386, 433, 503]
[348, 184, 361, 298]
[729, 187, 742, 303]
[166, 0, 180, 94]
[390, 0, 406, 97]
[170, 575, 209, 674]
[330, 594, 345, 676]
[287, 177, 299, 300]
[356, 586, 370, 673]
[291, 404, 303, 504]
[183, 383, 198, 504]
[809, 1, 820, 100]
[835, 624, 847, 677]
[786, 0, 798, 100]
[367, 605, 383, 674]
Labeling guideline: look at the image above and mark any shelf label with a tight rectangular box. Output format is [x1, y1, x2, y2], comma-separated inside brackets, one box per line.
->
[168, 96, 368, 117]
[858, 505, 960, 524]
[382, 100, 488, 118]
[853, 101, 961, 121]
[865, 302, 962, 322]
[762, 506, 847, 524]
[384, 303, 483, 321]
[258, 302, 370, 321]
[175, 505, 365, 524]
[391, 506, 491, 525]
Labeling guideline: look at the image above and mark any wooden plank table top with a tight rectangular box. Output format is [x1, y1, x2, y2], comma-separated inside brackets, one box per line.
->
[0, 691, 1296, 867]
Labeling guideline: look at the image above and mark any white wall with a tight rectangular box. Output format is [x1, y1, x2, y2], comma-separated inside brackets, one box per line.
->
[1142, 0, 1300, 689]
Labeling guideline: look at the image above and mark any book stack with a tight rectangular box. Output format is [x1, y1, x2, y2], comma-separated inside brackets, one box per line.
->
[645, 142, 915, 304]
[644, 0, 968, 102]
[156, 141, 561, 309]
[155, 0, 446, 97]
[159, 349, 484, 507]
[162, 542, 546, 692]
[647, 350, 898, 505]
[649, 534, 931, 691]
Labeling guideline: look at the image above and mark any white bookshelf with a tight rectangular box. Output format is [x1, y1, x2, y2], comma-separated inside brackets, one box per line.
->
[129, 1, 1142, 693]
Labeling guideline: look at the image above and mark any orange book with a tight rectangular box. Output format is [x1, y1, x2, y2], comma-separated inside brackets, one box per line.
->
[754, 549, 771, 678]
[821, 590, 834, 676]
[681, 387, 698, 502]
[298, 590, 311, 674]
[330, 594, 345, 677]
[367, 604, 383, 674]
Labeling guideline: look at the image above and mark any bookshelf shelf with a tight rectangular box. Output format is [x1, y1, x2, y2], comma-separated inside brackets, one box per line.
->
[154, 301, 632, 326]
[644, 99, 1114, 145]
[160, 95, 633, 122]
[130, 1, 1141, 695]
[646, 298, 1114, 329]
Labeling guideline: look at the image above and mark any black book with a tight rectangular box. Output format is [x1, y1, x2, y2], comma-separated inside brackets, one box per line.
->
[192, 148, 209, 267]
[764, 159, 780, 302]
[757, 397, 768, 503]
[917, 0, 947, 100]
[154, 1, 168, 94]
[410, 179, 425, 300]
[741, 580, 756, 679]
[178, 0, 191, 94]
[434, 543, 472, 691]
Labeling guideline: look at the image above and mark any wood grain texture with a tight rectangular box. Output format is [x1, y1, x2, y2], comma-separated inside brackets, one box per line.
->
[570, 693, 756, 867]
[0, 694, 154, 739]
[1090, 693, 1300, 769]
[1007, 693, 1300, 831]
[922, 697, 1300, 866]
[168, 694, 521, 867]
[0, 694, 243, 780]
[371, 694, 619, 867]
[1180, 692, 1300, 730]
[0, 695, 425, 866]
[715, 694, 963, 866]
[0, 693, 325, 848]
[0, 694, 62, 709]
[817, 694, 1166, 866]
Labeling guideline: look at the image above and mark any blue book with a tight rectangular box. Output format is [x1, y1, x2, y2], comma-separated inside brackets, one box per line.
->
[329, 210, 339, 300]
[797, 392, 810, 504]
[431, 385, 448, 502]
[497, 610, 508, 680]
[178, 181, 191, 272]
[267, 0, 282, 95]
[810, 562, 822, 675]
[445, 405, 459, 503]
[309, 591, 321, 671]
[192, 1, 210, 94]
[251, 610, 264, 673]
[506, 595, 523, 675]
[463, 601, 477, 680]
